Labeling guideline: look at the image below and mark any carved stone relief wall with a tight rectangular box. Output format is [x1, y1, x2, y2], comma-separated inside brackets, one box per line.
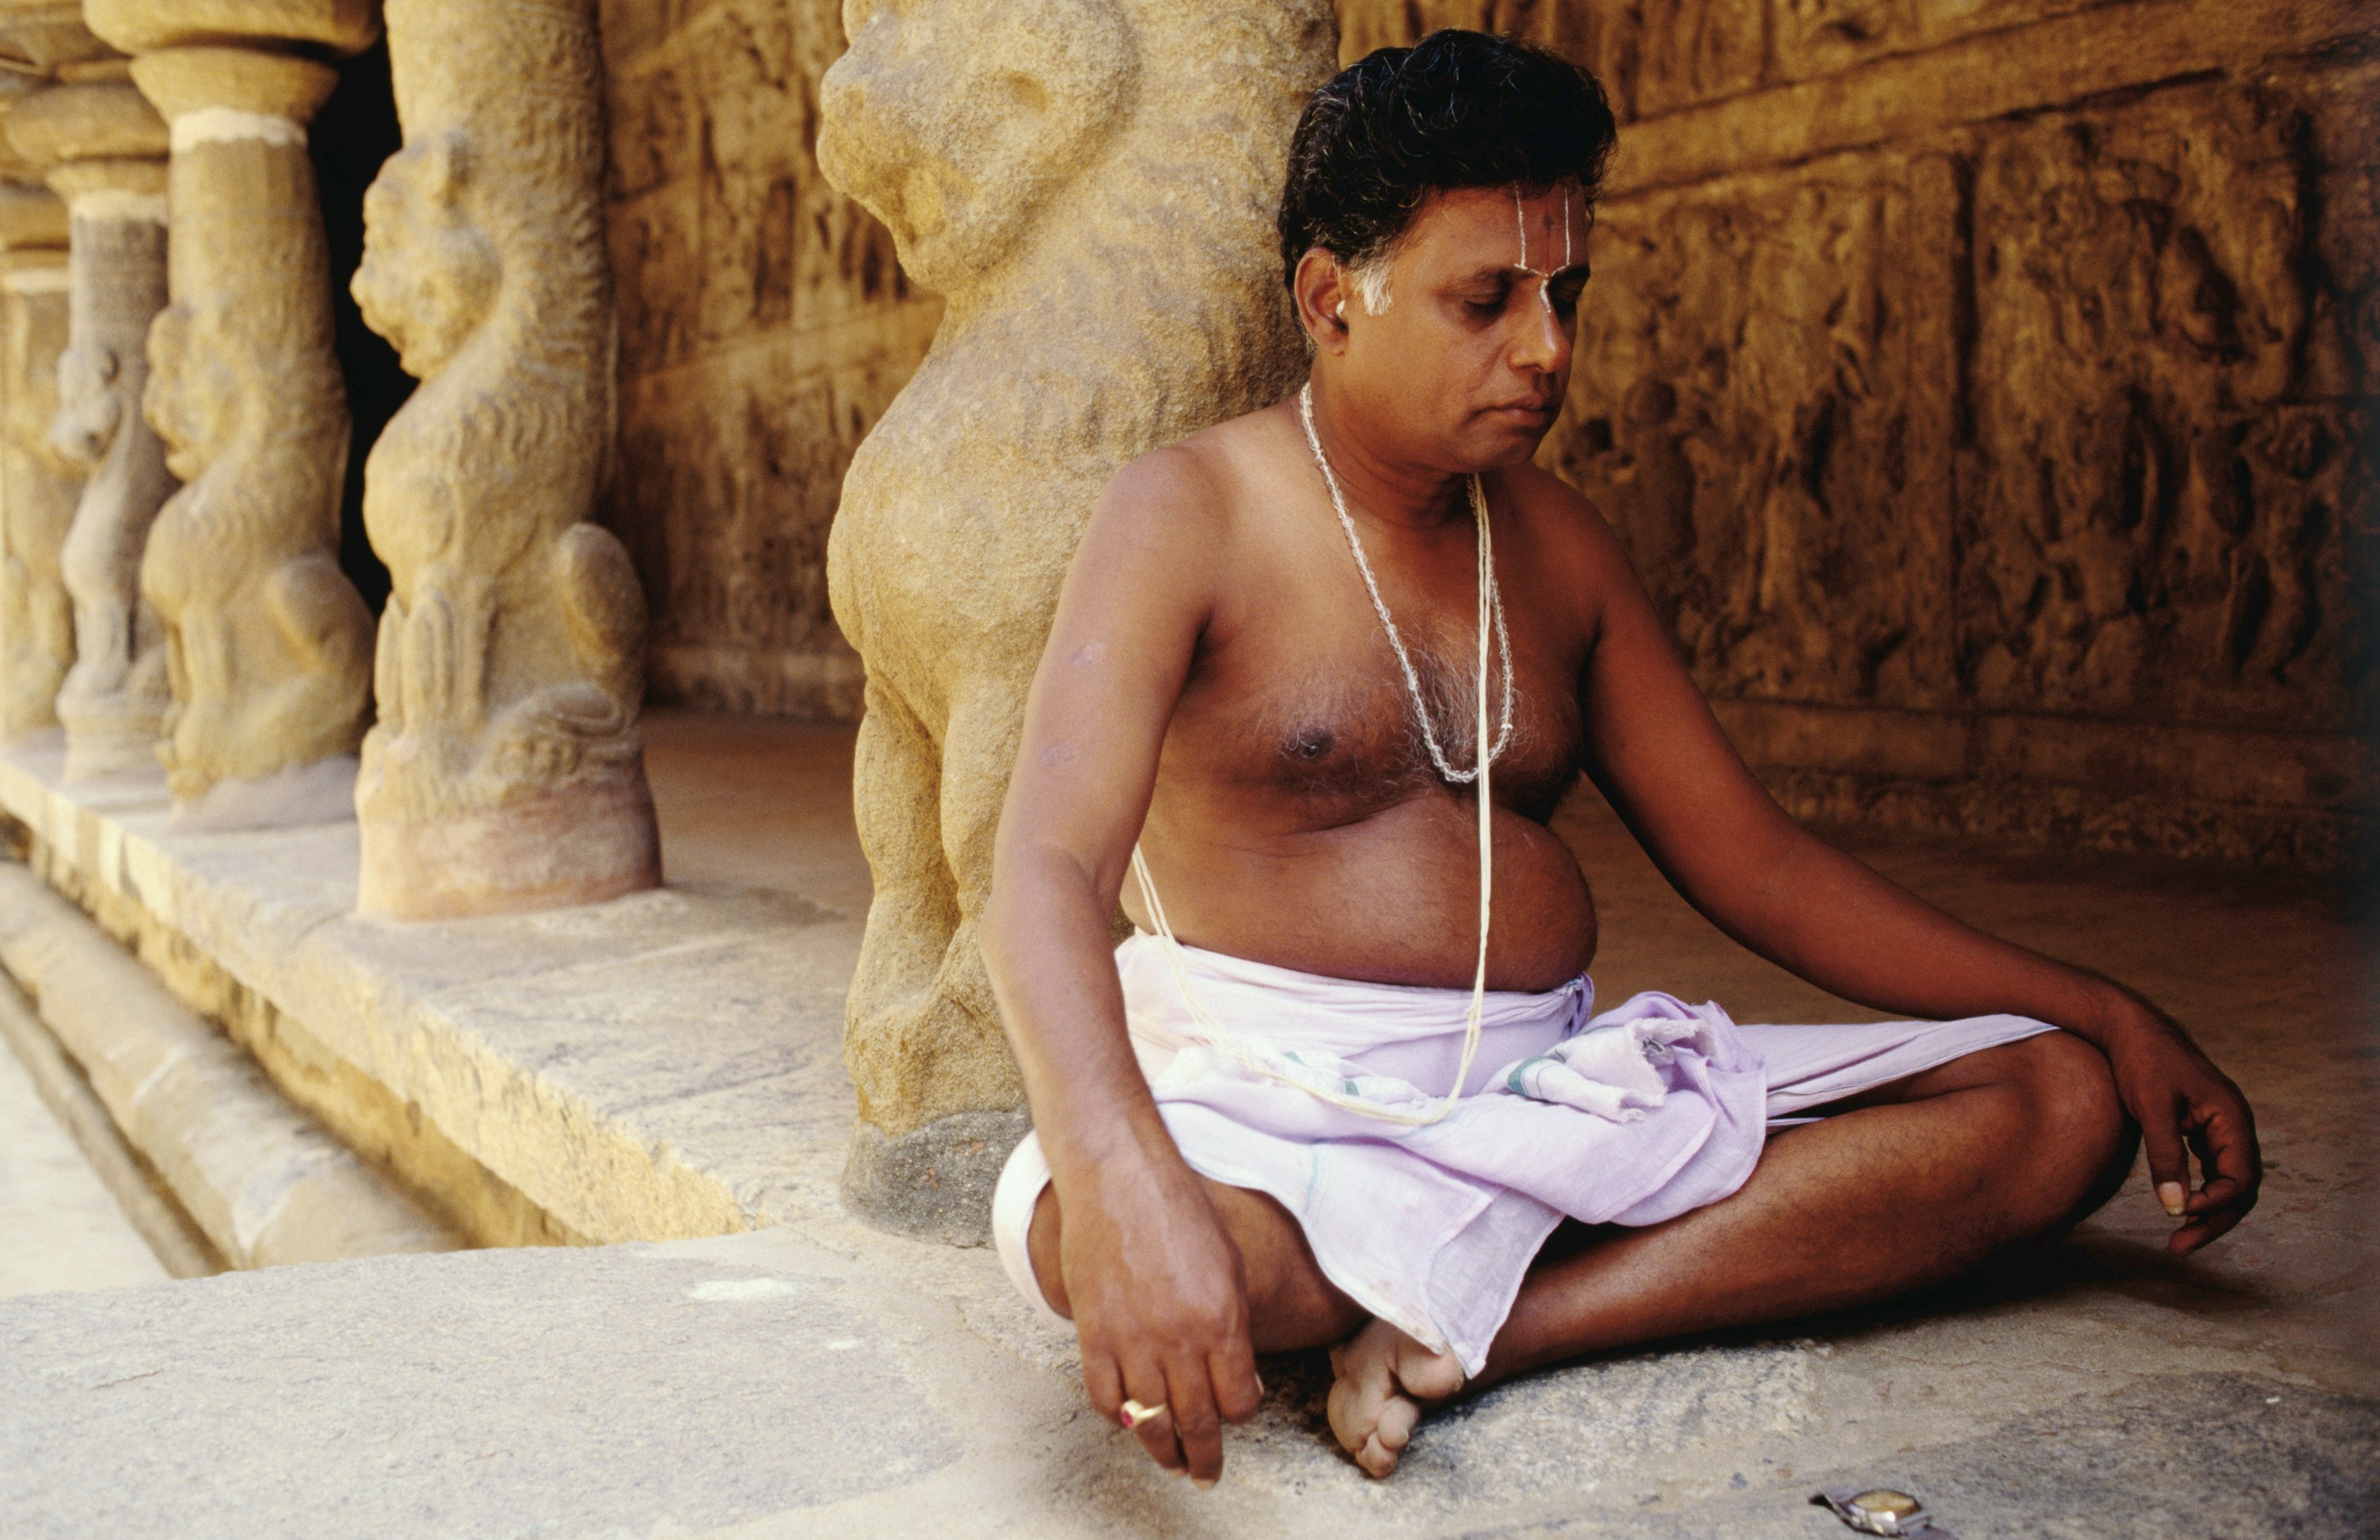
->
[818, 0, 1340, 1238]
[0, 173, 78, 737]
[350, 0, 659, 918]
[1338, 0, 2375, 869]
[599, 0, 941, 723]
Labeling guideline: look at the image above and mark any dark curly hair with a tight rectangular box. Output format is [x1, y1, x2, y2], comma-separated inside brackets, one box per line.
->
[1277, 30, 1619, 298]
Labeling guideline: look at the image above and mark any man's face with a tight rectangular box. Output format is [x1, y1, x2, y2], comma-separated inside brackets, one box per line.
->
[1320, 183, 1589, 471]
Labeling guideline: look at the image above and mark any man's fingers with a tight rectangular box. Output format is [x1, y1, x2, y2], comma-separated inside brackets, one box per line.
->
[2136, 1092, 2190, 1217]
[1209, 1338, 1264, 1425]
[1082, 1350, 1124, 1427]
[2169, 1203, 2246, 1256]
[1165, 1359, 1227, 1487]
[1119, 1357, 1186, 1472]
[2192, 1174, 2252, 1215]
[2168, 1097, 2258, 1254]
[2196, 1101, 2262, 1193]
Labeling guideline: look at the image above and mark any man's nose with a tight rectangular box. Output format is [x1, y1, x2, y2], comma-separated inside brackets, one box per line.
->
[1509, 284, 1570, 374]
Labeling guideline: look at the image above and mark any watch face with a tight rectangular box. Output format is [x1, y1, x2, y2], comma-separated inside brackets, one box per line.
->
[1850, 1490, 1922, 1519]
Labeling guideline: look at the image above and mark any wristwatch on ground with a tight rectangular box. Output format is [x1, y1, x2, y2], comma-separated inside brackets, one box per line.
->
[1810, 1487, 1958, 1538]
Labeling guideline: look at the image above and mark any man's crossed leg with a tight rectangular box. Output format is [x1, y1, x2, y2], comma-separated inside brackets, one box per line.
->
[1028, 1029, 2136, 1478]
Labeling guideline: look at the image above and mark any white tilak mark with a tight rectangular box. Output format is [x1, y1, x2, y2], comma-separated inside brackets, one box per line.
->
[172, 108, 307, 153]
[1513, 185, 1574, 314]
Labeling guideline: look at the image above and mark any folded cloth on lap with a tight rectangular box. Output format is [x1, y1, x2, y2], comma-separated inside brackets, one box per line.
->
[993, 933, 2056, 1376]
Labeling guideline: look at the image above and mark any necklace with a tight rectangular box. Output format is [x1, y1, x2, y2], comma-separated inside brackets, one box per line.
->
[1295, 381, 1515, 783]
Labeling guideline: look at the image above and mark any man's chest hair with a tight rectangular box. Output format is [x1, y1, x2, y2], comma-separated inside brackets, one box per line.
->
[1178, 634, 1584, 819]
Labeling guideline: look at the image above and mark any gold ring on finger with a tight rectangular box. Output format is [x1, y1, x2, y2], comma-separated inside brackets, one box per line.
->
[1120, 1398, 1166, 1430]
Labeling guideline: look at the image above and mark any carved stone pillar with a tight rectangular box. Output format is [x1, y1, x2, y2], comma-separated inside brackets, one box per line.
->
[85, 4, 379, 827]
[0, 172, 79, 737]
[348, 0, 658, 918]
[816, 0, 1336, 1238]
[6, 74, 174, 781]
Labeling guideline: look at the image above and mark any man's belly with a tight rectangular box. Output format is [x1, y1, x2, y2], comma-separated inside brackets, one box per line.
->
[1123, 795, 1598, 993]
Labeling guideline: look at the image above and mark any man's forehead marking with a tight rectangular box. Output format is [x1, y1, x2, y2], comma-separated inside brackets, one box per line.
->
[1512, 185, 1574, 279]
[1509, 185, 1580, 314]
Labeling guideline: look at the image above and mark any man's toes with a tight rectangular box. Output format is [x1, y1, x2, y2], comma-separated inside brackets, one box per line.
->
[1327, 1362, 1386, 1455]
[1325, 1374, 1363, 1453]
[1374, 1394, 1420, 1455]
[1357, 1432, 1401, 1479]
[1395, 1342, 1466, 1403]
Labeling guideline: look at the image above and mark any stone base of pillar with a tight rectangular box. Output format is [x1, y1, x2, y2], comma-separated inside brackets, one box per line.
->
[56, 679, 162, 782]
[839, 1109, 1031, 1247]
[356, 760, 661, 921]
[169, 752, 356, 833]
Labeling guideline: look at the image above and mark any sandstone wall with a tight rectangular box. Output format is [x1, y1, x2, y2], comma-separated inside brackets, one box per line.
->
[1339, 0, 2376, 871]
[599, 0, 938, 721]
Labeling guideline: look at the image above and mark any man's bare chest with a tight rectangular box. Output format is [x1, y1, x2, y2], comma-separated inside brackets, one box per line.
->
[1169, 601, 1586, 825]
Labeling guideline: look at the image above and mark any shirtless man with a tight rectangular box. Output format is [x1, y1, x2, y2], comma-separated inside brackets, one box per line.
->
[977, 31, 2259, 1486]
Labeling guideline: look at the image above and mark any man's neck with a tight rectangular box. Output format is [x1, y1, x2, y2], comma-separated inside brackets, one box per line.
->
[1302, 375, 1471, 532]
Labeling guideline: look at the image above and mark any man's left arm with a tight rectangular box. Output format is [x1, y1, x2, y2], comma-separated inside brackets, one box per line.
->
[1563, 497, 2259, 1255]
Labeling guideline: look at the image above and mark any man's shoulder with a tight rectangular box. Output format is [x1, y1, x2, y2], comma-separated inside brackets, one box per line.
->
[1095, 399, 1287, 535]
[1492, 458, 1625, 558]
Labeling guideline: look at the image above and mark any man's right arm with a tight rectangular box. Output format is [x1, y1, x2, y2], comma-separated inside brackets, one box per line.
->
[978, 447, 1263, 1487]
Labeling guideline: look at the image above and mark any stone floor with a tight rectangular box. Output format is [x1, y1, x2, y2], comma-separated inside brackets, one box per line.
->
[1, 712, 2374, 1537]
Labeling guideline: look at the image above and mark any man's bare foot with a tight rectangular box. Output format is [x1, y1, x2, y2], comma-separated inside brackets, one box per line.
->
[1325, 1317, 1466, 1477]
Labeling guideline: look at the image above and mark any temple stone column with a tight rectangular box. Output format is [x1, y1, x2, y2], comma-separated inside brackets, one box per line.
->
[816, 0, 1336, 1239]
[0, 168, 79, 737]
[86, 4, 379, 828]
[6, 73, 174, 781]
[347, 0, 658, 918]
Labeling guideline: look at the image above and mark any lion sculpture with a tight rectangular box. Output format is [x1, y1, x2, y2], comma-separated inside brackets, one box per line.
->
[48, 201, 172, 782]
[349, 0, 658, 919]
[818, 0, 1336, 1238]
[137, 56, 375, 830]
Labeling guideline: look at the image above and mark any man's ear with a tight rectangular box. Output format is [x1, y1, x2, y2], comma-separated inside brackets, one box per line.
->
[1292, 247, 1354, 354]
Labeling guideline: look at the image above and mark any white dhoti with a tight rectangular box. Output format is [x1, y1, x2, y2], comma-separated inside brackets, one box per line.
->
[993, 933, 2056, 1375]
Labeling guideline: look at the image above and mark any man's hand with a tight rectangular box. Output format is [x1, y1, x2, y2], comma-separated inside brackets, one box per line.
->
[1059, 1141, 1266, 1485]
[2097, 1011, 2260, 1255]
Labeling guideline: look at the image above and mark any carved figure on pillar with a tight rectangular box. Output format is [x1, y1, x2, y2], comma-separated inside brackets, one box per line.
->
[816, 0, 1336, 1238]
[7, 79, 175, 782]
[349, 0, 658, 918]
[104, 40, 376, 829]
[0, 176, 79, 736]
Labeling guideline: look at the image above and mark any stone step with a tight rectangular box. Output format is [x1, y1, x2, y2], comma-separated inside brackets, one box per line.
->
[0, 965, 216, 1282]
[0, 861, 461, 1269]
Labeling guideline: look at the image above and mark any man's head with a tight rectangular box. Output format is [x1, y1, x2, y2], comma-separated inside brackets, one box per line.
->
[1279, 31, 1618, 470]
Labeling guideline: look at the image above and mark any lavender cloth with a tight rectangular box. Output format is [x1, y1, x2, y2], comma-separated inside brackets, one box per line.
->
[993, 934, 2056, 1376]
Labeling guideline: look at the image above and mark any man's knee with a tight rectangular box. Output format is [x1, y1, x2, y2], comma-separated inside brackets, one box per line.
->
[2004, 1030, 2135, 1230]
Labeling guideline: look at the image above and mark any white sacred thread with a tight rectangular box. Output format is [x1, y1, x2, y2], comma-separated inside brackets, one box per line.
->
[1121, 191, 1586, 1124]
[1116, 382, 1515, 1129]
[1295, 381, 1514, 784]
[171, 108, 307, 154]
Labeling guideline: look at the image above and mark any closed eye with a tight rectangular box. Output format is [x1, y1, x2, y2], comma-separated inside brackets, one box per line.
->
[1461, 278, 1513, 318]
